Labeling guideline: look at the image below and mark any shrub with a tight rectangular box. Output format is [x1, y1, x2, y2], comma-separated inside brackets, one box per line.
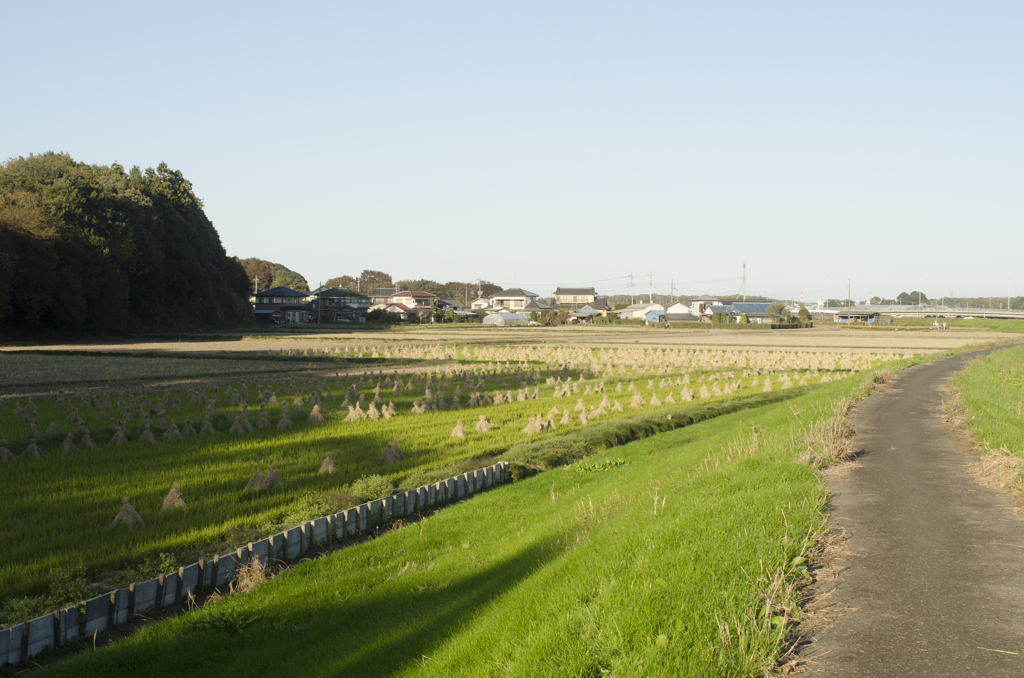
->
[348, 474, 395, 502]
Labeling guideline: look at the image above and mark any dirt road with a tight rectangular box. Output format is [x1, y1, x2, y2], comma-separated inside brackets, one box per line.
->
[804, 347, 1024, 676]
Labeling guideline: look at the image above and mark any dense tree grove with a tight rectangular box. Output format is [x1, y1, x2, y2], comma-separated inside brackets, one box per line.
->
[239, 258, 309, 292]
[0, 153, 254, 337]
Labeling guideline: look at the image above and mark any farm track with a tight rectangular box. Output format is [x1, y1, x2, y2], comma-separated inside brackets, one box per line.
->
[803, 345, 1024, 676]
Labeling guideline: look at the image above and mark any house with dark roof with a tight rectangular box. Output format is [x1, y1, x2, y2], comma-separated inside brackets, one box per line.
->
[253, 287, 313, 324]
[306, 287, 370, 322]
[437, 299, 468, 312]
[730, 301, 774, 324]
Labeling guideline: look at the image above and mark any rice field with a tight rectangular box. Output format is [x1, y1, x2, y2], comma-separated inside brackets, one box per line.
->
[0, 343, 887, 619]
[34, 358, 907, 678]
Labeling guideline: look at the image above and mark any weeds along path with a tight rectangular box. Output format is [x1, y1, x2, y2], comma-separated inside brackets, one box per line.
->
[804, 345, 1024, 677]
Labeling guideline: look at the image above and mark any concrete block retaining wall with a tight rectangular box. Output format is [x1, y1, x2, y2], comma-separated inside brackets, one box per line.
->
[0, 461, 509, 666]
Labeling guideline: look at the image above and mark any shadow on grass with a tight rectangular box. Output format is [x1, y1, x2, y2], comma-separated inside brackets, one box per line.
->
[49, 536, 568, 677]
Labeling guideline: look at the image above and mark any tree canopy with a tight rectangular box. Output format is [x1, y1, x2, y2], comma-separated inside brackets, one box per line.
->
[239, 258, 308, 292]
[0, 153, 253, 337]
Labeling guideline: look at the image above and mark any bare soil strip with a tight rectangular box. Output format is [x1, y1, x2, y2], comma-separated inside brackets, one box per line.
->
[799, 346, 1024, 676]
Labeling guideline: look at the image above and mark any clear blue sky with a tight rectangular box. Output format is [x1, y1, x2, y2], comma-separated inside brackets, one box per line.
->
[4, 2, 1021, 302]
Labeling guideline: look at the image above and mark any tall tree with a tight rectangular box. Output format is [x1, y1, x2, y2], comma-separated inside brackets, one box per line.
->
[324, 274, 359, 291]
[359, 270, 393, 293]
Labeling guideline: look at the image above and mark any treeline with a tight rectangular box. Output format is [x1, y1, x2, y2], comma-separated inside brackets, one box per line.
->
[0, 153, 254, 338]
[238, 258, 309, 292]
[318, 270, 501, 302]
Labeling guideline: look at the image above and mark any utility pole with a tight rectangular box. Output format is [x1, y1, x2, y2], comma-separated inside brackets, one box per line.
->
[629, 272, 634, 305]
[254, 275, 258, 295]
[741, 262, 746, 301]
[670, 278, 675, 304]
[847, 279, 851, 310]
[648, 272, 653, 304]
[919, 276, 922, 306]
[318, 280, 322, 324]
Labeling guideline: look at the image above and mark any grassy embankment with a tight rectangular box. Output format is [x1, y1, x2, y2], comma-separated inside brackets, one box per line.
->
[34, 360, 920, 678]
[0, 355, 846, 612]
[955, 343, 1024, 455]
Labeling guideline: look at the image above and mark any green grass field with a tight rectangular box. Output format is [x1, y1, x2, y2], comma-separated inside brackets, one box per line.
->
[955, 344, 1024, 455]
[37, 373, 882, 678]
[0, 348, 855, 617]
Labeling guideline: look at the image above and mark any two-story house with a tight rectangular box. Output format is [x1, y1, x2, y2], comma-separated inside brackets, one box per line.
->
[253, 287, 313, 324]
[387, 290, 436, 320]
[489, 288, 554, 313]
[306, 287, 371, 322]
[554, 287, 611, 315]
[371, 287, 401, 306]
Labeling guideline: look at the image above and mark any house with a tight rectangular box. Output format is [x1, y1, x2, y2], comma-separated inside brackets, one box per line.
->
[490, 288, 542, 312]
[665, 302, 691, 315]
[554, 287, 595, 309]
[371, 287, 401, 306]
[689, 295, 724, 316]
[305, 287, 370, 322]
[437, 299, 469, 312]
[252, 287, 313, 324]
[731, 301, 774, 324]
[384, 303, 413, 320]
[643, 308, 665, 324]
[616, 302, 664, 320]
[469, 297, 491, 311]
[390, 290, 436, 309]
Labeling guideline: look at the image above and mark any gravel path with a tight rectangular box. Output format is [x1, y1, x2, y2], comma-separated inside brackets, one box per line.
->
[804, 346, 1024, 676]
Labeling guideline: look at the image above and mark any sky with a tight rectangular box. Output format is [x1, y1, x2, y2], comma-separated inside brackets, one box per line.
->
[3, 1, 1022, 302]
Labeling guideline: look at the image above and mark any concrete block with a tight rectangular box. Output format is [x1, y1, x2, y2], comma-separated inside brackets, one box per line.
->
[216, 553, 237, 587]
[112, 587, 130, 625]
[286, 526, 302, 560]
[369, 499, 383, 527]
[484, 466, 493, 487]
[62, 607, 78, 643]
[313, 517, 328, 545]
[0, 625, 9, 665]
[300, 522, 313, 553]
[343, 508, 357, 535]
[428, 483, 437, 506]
[410, 489, 421, 514]
[162, 572, 180, 607]
[382, 496, 394, 521]
[474, 469, 485, 492]
[357, 503, 369, 532]
[83, 594, 109, 637]
[269, 532, 285, 561]
[236, 545, 249, 567]
[250, 539, 270, 567]
[180, 562, 200, 597]
[26, 613, 53, 658]
[446, 477, 457, 500]
[134, 578, 159, 612]
[457, 474, 466, 498]
[3, 624, 19, 666]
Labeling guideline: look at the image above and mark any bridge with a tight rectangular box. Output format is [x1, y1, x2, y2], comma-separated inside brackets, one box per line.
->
[817, 305, 1024, 320]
